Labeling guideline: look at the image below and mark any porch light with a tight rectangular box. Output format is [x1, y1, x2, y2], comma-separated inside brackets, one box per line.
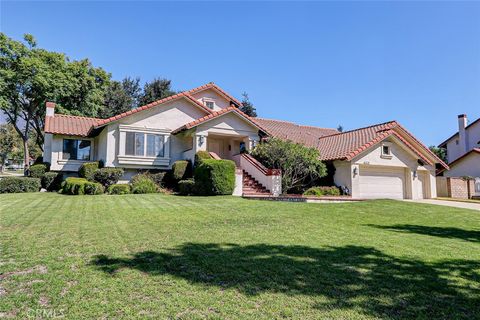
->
[413, 170, 418, 179]
[353, 167, 358, 176]
[198, 135, 205, 146]
[252, 140, 257, 148]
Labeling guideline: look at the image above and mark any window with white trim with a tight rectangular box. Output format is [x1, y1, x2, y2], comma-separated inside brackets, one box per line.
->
[62, 139, 91, 160]
[125, 132, 165, 157]
[205, 101, 214, 109]
[381, 144, 392, 158]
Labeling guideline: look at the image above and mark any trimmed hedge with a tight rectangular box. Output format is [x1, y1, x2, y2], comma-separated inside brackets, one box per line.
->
[148, 172, 166, 187]
[108, 184, 131, 195]
[194, 159, 235, 195]
[41, 172, 63, 191]
[93, 168, 124, 188]
[62, 177, 104, 195]
[79, 162, 100, 181]
[131, 175, 158, 194]
[29, 163, 50, 179]
[194, 151, 212, 167]
[0, 177, 41, 193]
[172, 160, 192, 181]
[178, 179, 195, 195]
[303, 186, 341, 197]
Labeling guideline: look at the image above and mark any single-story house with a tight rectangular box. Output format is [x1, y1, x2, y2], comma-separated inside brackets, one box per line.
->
[43, 82, 447, 199]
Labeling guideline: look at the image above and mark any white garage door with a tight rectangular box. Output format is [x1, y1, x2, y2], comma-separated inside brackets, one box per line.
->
[359, 166, 405, 199]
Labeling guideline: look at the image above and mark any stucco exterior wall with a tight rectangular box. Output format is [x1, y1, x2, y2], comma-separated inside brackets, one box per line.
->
[333, 137, 437, 199]
[48, 135, 94, 172]
[443, 153, 480, 177]
[191, 88, 231, 111]
[446, 121, 480, 163]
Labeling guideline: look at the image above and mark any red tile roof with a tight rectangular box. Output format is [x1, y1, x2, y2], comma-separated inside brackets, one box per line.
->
[172, 107, 269, 134]
[254, 118, 339, 143]
[44, 114, 101, 137]
[258, 119, 447, 168]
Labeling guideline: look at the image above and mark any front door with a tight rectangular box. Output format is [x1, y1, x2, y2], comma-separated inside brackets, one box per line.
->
[475, 178, 480, 196]
[207, 138, 224, 158]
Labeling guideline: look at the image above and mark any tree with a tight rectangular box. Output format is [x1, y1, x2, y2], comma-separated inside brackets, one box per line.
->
[337, 125, 344, 132]
[99, 77, 141, 118]
[239, 92, 257, 117]
[0, 123, 21, 172]
[251, 138, 327, 193]
[0, 33, 110, 173]
[139, 78, 175, 106]
[429, 146, 447, 163]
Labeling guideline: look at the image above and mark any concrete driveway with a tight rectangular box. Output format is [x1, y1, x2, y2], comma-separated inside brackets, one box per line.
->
[407, 199, 480, 211]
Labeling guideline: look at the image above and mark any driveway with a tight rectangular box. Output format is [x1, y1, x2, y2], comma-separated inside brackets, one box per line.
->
[407, 199, 480, 211]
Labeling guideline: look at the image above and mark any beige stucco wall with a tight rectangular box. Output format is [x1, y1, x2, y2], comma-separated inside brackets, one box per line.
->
[333, 137, 437, 199]
[48, 134, 94, 172]
[191, 88, 231, 111]
[443, 153, 480, 177]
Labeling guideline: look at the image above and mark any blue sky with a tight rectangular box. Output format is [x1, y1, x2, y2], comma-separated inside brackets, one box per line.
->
[1, 1, 479, 146]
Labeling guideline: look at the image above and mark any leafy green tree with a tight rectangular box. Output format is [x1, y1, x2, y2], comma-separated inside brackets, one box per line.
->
[0, 33, 110, 172]
[100, 77, 141, 118]
[429, 146, 447, 163]
[0, 123, 21, 171]
[240, 92, 257, 117]
[139, 78, 175, 106]
[251, 138, 327, 193]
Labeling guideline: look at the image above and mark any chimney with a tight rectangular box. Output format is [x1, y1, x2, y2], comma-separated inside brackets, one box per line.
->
[458, 114, 468, 154]
[46, 102, 55, 117]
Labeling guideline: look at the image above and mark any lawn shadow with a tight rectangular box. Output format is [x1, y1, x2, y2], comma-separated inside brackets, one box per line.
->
[91, 243, 480, 319]
[367, 224, 480, 243]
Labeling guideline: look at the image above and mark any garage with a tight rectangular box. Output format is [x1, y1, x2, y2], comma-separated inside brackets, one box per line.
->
[359, 165, 406, 199]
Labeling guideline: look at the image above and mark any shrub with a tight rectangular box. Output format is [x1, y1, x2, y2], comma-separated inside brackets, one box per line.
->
[108, 184, 131, 195]
[149, 172, 166, 187]
[41, 172, 63, 191]
[131, 175, 158, 194]
[178, 179, 195, 195]
[62, 177, 104, 195]
[93, 168, 124, 188]
[303, 186, 341, 197]
[194, 159, 235, 195]
[252, 137, 327, 193]
[0, 177, 41, 193]
[165, 160, 192, 189]
[172, 160, 192, 181]
[79, 162, 100, 181]
[29, 163, 49, 178]
[194, 151, 212, 167]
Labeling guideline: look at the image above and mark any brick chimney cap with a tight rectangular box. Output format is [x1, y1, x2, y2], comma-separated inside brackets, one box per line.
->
[46, 102, 56, 108]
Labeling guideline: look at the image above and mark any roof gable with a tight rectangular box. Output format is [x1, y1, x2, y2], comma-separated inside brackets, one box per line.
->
[172, 107, 267, 134]
[94, 93, 212, 128]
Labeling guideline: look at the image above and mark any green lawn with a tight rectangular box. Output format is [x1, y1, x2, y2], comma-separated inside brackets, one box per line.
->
[1, 193, 479, 319]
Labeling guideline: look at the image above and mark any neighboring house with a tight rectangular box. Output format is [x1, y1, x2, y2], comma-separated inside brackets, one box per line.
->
[438, 114, 480, 178]
[43, 83, 447, 199]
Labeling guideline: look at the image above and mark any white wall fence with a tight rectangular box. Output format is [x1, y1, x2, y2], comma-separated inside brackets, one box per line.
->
[232, 153, 282, 196]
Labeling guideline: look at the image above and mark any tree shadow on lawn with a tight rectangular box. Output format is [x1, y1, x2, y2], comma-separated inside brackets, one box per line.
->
[91, 243, 480, 319]
[367, 224, 480, 243]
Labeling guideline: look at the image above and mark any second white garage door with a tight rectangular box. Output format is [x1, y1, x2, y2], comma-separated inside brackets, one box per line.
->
[359, 166, 406, 199]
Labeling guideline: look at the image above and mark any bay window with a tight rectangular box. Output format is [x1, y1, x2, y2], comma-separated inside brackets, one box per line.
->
[125, 132, 165, 157]
[62, 139, 91, 160]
